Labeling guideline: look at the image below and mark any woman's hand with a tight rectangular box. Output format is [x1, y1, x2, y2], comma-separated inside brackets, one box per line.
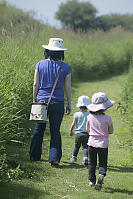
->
[66, 104, 71, 115]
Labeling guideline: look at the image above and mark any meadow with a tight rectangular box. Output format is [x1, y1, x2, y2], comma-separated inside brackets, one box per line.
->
[0, 2, 133, 198]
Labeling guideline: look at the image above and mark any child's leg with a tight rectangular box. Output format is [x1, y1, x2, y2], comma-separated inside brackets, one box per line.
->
[88, 146, 97, 183]
[81, 133, 89, 163]
[95, 148, 108, 190]
[98, 148, 108, 176]
[72, 133, 82, 158]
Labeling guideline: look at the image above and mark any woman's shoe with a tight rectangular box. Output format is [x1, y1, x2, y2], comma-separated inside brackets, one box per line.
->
[50, 161, 59, 168]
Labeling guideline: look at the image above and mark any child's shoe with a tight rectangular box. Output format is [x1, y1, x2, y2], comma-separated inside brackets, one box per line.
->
[82, 159, 88, 166]
[89, 181, 95, 187]
[70, 156, 77, 162]
[95, 174, 104, 190]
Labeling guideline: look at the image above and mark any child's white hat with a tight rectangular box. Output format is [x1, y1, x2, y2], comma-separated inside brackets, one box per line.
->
[42, 38, 67, 51]
[76, 96, 90, 108]
[87, 92, 114, 112]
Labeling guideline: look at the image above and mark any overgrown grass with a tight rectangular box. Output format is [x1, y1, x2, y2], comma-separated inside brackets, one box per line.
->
[119, 61, 133, 162]
[65, 28, 133, 81]
[0, 0, 43, 35]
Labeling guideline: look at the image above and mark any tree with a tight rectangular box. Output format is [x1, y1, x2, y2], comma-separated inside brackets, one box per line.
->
[56, 0, 98, 31]
[96, 14, 133, 31]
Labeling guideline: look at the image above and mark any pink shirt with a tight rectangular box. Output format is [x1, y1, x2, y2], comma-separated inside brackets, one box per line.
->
[87, 114, 113, 148]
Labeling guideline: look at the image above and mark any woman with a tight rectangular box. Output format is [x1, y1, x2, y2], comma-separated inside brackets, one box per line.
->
[30, 38, 72, 167]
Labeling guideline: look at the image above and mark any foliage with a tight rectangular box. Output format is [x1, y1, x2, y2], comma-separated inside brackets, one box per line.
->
[56, 0, 98, 31]
[0, 35, 35, 142]
[119, 61, 133, 161]
[97, 14, 133, 31]
[0, 146, 24, 183]
[56, 0, 133, 32]
[120, 61, 133, 129]
[0, 0, 43, 35]
[65, 28, 133, 81]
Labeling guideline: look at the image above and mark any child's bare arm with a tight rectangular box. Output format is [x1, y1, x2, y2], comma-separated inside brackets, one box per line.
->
[86, 120, 90, 133]
[70, 118, 76, 136]
[108, 124, 114, 134]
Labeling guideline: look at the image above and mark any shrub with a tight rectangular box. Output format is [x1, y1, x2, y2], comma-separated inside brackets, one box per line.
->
[119, 60, 133, 161]
[0, 146, 24, 183]
[64, 28, 133, 81]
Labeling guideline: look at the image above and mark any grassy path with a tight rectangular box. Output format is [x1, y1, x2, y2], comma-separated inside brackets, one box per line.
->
[1, 74, 133, 199]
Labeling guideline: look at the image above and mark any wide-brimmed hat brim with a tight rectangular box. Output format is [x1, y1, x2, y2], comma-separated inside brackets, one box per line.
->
[87, 99, 115, 112]
[76, 102, 90, 108]
[42, 45, 67, 51]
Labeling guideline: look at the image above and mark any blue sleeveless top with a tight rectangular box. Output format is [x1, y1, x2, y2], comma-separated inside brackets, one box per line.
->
[36, 59, 72, 102]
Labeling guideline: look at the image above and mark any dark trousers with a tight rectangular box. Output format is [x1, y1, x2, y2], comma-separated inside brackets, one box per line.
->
[30, 101, 64, 162]
[88, 146, 108, 183]
[73, 133, 89, 158]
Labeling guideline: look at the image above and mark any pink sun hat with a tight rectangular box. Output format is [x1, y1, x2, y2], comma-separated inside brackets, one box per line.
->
[87, 92, 115, 112]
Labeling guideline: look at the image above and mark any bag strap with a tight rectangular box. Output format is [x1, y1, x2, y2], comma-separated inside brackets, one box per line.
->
[47, 62, 63, 106]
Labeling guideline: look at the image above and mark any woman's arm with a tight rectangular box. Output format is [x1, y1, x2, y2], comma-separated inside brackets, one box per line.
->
[33, 69, 40, 102]
[65, 73, 71, 115]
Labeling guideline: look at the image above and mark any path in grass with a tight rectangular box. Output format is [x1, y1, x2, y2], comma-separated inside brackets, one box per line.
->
[1, 74, 133, 199]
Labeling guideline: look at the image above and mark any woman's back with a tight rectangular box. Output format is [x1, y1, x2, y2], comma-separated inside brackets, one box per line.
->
[36, 59, 71, 101]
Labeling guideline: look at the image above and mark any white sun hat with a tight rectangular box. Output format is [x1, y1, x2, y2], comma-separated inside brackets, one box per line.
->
[42, 38, 67, 51]
[76, 96, 90, 108]
[87, 92, 114, 112]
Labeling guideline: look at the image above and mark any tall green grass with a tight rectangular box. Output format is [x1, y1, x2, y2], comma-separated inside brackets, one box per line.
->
[0, 0, 43, 36]
[0, 35, 33, 142]
[65, 28, 133, 81]
[120, 61, 133, 161]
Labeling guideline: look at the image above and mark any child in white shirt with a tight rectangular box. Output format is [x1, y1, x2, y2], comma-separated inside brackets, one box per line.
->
[70, 96, 90, 165]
